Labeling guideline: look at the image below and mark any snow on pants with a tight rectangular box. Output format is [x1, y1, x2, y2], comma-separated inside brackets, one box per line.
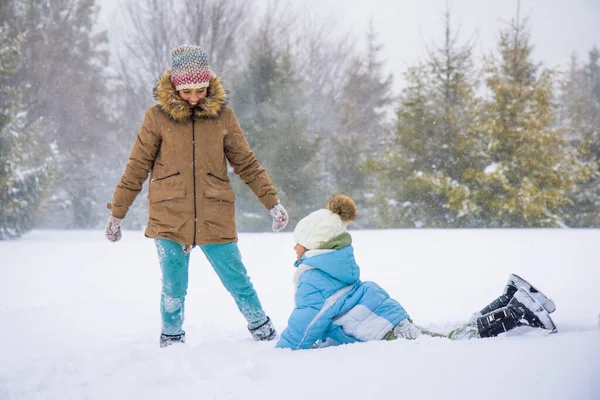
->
[155, 238, 267, 335]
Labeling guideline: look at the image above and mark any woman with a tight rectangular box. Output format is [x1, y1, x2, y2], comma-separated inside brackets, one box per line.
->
[105, 45, 288, 347]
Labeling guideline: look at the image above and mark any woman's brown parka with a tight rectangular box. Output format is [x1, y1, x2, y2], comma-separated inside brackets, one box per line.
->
[108, 69, 279, 246]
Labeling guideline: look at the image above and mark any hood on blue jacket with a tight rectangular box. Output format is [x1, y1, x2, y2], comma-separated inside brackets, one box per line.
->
[298, 245, 360, 285]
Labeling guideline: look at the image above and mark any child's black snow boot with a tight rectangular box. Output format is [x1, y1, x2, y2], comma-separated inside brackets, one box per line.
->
[249, 316, 277, 341]
[477, 288, 557, 338]
[479, 273, 556, 315]
[160, 332, 186, 348]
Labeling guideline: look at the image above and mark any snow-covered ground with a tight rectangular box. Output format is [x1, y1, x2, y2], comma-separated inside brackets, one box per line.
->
[1, 229, 599, 400]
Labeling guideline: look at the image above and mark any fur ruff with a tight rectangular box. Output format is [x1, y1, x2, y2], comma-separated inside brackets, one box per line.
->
[153, 68, 228, 122]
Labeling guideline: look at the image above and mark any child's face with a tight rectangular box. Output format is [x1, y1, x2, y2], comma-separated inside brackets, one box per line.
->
[294, 243, 307, 261]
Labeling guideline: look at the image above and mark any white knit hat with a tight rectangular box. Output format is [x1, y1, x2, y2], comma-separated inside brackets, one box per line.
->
[294, 194, 357, 250]
[294, 209, 347, 250]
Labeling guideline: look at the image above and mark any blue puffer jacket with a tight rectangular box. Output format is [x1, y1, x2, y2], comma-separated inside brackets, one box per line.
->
[276, 245, 410, 350]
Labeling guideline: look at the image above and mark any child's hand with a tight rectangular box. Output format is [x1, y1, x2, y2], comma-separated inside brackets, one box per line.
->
[269, 203, 289, 232]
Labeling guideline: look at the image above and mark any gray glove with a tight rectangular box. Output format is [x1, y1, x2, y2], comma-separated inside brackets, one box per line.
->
[392, 319, 423, 340]
[105, 215, 122, 242]
[268, 203, 289, 232]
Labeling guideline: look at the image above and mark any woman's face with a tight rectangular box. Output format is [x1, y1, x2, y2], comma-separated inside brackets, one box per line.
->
[178, 87, 207, 107]
[294, 243, 307, 261]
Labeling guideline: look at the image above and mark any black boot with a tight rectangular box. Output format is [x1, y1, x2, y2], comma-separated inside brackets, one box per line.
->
[477, 288, 557, 338]
[160, 332, 186, 348]
[479, 273, 556, 315]
[248, 316, 277, 341]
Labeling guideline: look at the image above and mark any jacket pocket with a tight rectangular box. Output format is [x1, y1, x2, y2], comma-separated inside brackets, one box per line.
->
[149, 188, 186, 203]
[147, 186, 187, 235]
[204, 187, 236, 203]
[207, 172, 230, 183]
[151, 171, 180, 183]
[149, 171, 185, 203]
[203, 187, 236, 239]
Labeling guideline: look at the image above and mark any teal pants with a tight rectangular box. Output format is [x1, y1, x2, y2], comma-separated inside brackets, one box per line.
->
[155, 239, 267, 335]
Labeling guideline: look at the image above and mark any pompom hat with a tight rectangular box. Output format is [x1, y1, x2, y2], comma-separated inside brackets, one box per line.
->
[170, 45, 211, 91]
[294, 194, 357, 250]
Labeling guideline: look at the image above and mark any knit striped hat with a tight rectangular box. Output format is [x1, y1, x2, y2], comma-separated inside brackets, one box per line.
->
[170, 45, 211, 91]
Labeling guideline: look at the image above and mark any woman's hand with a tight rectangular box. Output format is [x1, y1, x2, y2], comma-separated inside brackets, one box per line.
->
[269, 203, 289, 232]
[105, 215, 123, 242]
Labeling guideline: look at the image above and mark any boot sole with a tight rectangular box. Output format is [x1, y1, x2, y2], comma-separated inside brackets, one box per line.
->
[513, 288, 557, 333]
[509, 273, 556, 313]
[160, 332, 186, 347]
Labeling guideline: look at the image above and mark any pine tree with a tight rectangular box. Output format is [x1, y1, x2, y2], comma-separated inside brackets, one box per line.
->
[373, 65, 434, 228]
[288, 10, 356, 200]
[332, 22, 395, 228]
[373, 10, 480, 228]
[464, 9, 590, 227]
[591, 46, 600, 105]
[5, 0, 115, 229]
[232, 30, 320, 230]
[560, 47, 600, 226]
[0, 28, 56, 239]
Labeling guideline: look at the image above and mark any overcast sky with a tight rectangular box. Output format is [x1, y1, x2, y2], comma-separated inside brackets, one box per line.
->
[97, 0, 600, 92]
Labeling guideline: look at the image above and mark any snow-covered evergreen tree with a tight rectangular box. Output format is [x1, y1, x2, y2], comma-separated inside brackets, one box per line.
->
[332, 23, 395, 228]
[232, 28, 320, 231]
[5, 0, 115, 229]
[0, 28, 56, 240]
[464, 11, 590, 227]
[560, 47, 600, 227]
[373, 10, 480, 228]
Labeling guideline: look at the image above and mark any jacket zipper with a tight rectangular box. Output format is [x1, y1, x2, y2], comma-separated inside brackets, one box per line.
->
[207, 172, 230, 182]
[192, 113, 197, 246]
[150, 171, 180, 183]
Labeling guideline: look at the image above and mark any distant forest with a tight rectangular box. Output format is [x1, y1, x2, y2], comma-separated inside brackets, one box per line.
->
[1, 0, 599, 239]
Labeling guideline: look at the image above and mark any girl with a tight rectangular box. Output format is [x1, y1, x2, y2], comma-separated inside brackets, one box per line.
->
[276, 194, 556, 350]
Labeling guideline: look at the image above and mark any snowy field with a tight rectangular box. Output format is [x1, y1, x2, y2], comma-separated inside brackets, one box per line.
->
[1, 229, 599, 400]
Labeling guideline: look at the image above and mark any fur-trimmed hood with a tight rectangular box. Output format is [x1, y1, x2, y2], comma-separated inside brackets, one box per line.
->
[153, 68, 228, 122]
